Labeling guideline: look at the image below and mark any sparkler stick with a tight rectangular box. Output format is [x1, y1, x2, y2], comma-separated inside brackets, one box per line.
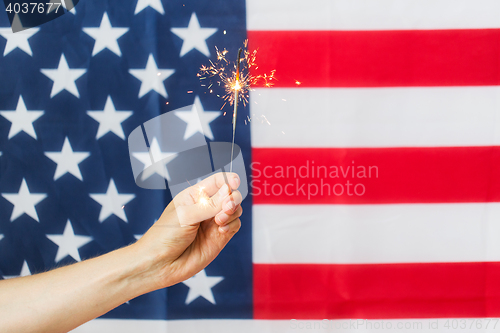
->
[198, 42, 276, 175]
[230, 48, 242, 173]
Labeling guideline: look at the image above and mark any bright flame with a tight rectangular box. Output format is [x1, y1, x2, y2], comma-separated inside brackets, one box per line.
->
[234, 80, 241, 91]
[198, 40, 276, 110]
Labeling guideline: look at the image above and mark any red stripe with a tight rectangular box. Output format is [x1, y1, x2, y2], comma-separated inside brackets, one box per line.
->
[251, 147, 500, 204]
[247, 30, 500, 87]
[254, 263, 500, 319]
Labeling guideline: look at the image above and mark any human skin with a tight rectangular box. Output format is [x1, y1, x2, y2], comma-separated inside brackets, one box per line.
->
[0, 172, 243, 333]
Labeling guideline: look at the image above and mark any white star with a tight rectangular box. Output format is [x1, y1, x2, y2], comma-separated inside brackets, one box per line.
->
[182, 269, 224, 305]
[132, 138, 177, 181]
[87, 96, 132, 140]
[40, 54, 86, 98]
[83, 13, 128, 57]
[90, 179, 135, 223]
[45, 137, 90, 181]
[171, 12, 217, 57]
[129, 54, 174, 98]
[3, 261, 31, 279]
[0, 15, 39, 56]
[175, 96, 220, 140]
[0, 96, 43, 140]
[47, 220, 92, 263]
[47, 0, 76, 14]
[134, 0, 164, 15]
[2, 178, 46, 222]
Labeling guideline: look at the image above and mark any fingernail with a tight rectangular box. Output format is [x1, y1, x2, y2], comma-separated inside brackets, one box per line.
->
[233, 176, 240, 188]
[219, 225, 230, 233]
[225, 201, 236, 212]
[218, 184, 229, 199]
[216, 212, 229, 225]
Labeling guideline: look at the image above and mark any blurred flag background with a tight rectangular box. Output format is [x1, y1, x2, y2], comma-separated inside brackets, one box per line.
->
[1, 0, 500, 332]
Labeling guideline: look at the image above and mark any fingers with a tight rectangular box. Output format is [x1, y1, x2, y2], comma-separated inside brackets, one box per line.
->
[215, 205, 243, 233]
[176, 182, 243, 226]
[215, 202, 242, 225]
[196, 172, 240, 197]
[216, 184, 243, 213]
[218, 217, 241, 234]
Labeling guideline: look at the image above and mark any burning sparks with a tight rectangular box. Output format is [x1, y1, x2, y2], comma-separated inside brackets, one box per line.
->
[198, 40, 276, 110]
[198, 41, 276, 172]
[233, 80, 241, 91]
[262, 115, 271, 125]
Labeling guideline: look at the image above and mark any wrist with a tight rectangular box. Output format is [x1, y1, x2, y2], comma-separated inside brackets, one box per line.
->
[120, 241, 171, 295]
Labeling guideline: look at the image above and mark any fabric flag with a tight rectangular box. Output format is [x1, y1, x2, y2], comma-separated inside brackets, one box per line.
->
[0, 0, 498, 332]
[0, 0, 252, 330]
[248, 0, 500, 332]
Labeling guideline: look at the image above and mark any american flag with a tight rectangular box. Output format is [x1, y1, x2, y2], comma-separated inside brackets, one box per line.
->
[0, 0, 499, 332]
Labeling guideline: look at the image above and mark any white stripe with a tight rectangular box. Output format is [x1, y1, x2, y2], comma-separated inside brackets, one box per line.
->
[71, 319, 168, 332]
[250, 87, 500, 148]
[72, 318, 500, 332]
[253, 203, 500, 264]
[247, 0, 500, 31]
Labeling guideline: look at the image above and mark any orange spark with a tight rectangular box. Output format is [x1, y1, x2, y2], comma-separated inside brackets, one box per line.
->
[198, 40, 276, 109]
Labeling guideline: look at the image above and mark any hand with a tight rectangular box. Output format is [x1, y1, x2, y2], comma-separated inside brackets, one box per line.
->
[134, 172, 243, 289]
[0, 172, 243, 333]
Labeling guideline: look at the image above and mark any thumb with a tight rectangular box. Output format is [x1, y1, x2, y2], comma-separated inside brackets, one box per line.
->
[176, 184, 243, 226]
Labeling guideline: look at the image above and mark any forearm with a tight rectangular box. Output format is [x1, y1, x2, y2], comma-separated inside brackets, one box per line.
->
[0, 173, 242, 332]
[0, 243, 160, 333]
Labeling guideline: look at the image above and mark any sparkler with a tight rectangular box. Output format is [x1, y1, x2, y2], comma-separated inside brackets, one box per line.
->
[230, 48, 242, 172]
[198, 40, 276, 173]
